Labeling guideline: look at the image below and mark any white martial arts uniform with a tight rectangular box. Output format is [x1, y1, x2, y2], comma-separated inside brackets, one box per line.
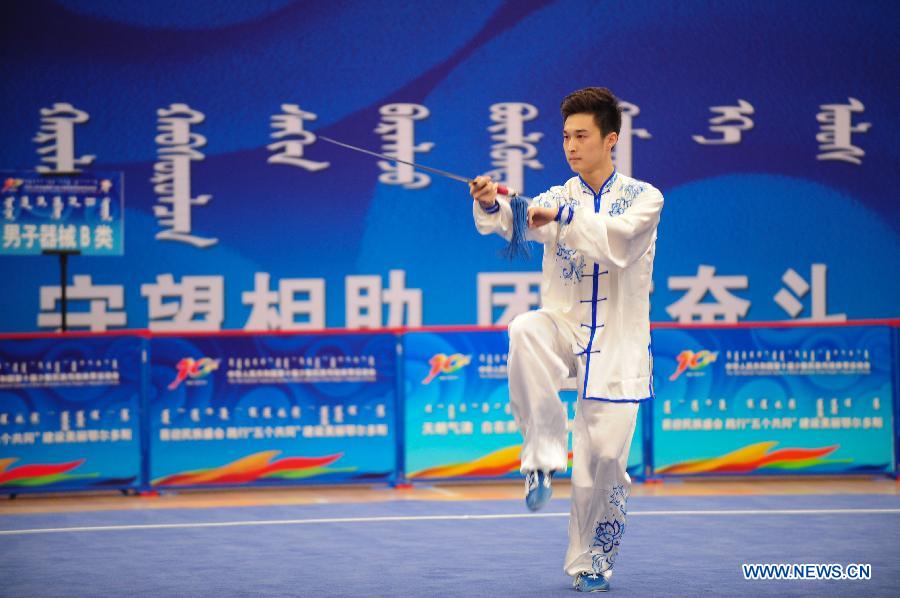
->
[472, 170, 663, 579]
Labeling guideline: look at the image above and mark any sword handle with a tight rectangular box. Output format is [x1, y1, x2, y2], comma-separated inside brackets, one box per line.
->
[496, 184, 518, 198]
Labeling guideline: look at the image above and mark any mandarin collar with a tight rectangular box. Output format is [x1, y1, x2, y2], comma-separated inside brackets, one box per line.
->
[578, 170, 617, 196]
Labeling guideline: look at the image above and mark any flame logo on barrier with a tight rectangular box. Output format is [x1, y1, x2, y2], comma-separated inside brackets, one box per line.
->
[169, 357, 220, 390]
[422, 353, 471, 384]
[2, 178, 23, 193]
[670, 349, 718, 381]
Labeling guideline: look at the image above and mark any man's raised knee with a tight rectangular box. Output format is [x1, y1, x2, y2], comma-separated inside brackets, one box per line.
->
[508, 311, 542, 346]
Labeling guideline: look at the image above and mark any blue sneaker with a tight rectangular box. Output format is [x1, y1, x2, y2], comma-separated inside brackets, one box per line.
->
[574, 572, 609, 592]
[524, 470, 552, 511]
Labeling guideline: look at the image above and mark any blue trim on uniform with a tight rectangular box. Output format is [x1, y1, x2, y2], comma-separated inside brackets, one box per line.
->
[580, 169, 617, 399]
[578, 175, 595, 195]
[480, 200, 500, 214]
[574, 342, 600, 357]
[574, 169, 651, 405]
[581, 262, 601, 398]
[579, 271, 608, 280]
[554, 205, 564, 222]
[583, 395, 652, 403]
[579, 170, 617, 208]
[601, 171, 617, 195]
[565, 206, 574, 224]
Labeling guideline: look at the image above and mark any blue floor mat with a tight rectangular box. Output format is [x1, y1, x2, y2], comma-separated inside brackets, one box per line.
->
[2, 493, 898, 597]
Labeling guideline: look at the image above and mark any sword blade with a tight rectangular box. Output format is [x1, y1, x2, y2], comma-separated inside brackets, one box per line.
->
[318, 135, 473, 185]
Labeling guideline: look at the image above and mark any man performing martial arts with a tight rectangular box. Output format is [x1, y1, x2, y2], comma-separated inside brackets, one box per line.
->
[469, 87, 664, 592]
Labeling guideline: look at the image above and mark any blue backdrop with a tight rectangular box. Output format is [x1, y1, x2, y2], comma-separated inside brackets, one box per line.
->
[0, 0, 897, 331]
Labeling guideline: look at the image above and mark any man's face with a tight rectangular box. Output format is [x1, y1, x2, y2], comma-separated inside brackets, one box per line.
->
[563, 113, 617, 174]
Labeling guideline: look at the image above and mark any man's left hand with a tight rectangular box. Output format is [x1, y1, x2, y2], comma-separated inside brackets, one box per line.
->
[527, 206, 557, 229]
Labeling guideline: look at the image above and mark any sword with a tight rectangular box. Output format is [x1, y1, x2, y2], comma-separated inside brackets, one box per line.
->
[317, 135, 531, 200]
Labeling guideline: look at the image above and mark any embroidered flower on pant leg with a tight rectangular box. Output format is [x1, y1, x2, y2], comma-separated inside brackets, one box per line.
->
[609, 484, 628, 516]
[592, 519, 625, 554]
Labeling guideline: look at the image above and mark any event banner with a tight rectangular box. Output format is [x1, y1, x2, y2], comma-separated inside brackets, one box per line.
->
[1, 171, 124, 256]
[147, 332, 398, 487]
[0, 334, 143, 491]
[651, 325, 895, 475]
[2, 2, 897, 333]
[403, 329, 643, 480]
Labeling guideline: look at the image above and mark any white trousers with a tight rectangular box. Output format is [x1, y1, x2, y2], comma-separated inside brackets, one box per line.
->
[508, 310, 639, 579]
